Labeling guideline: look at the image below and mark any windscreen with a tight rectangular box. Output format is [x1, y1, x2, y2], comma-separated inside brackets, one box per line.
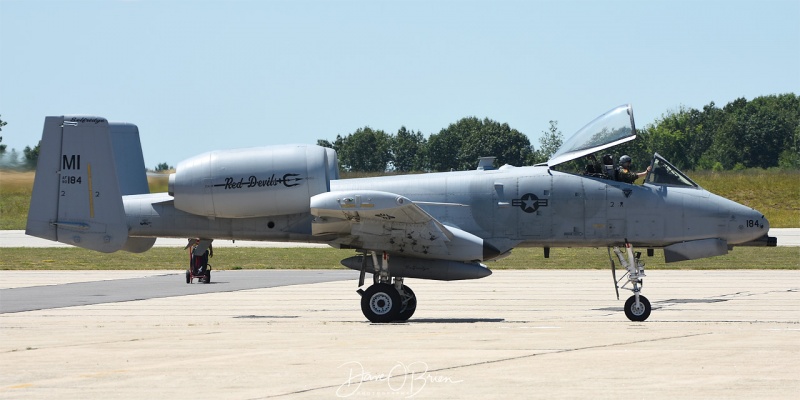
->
[547, 104, 636, 167]
[645, 154, 698, 187]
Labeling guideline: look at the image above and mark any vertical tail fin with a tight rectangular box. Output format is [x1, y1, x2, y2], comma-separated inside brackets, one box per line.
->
[25, 116, 155, 253]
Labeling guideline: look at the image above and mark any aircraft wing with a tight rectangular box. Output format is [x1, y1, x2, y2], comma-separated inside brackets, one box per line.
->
[310, 190, 490, 262]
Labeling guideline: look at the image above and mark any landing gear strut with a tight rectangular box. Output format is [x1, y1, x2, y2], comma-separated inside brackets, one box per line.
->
[608, 241, 651, 321]
[356, 251, 417, 323]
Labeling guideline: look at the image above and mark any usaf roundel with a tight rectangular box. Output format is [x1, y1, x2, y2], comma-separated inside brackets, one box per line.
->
[512, 193, 549, 213]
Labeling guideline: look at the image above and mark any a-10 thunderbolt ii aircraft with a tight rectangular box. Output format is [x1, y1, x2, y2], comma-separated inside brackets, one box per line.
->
[26, 104, 776, 322]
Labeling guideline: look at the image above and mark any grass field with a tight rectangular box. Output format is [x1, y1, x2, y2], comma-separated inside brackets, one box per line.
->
[0, 171, 35, 230]
[691, 169, 800, 228]
[0, 246, 796, 270]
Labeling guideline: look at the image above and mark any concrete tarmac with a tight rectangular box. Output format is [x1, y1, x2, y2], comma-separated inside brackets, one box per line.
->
[0, 270, 357, 313]
[1, 269, 798, 399]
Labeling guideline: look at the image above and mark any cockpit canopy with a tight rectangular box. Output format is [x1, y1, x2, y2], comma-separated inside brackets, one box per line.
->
[548, 104, 700, 188]
[547, 104, 636, 167]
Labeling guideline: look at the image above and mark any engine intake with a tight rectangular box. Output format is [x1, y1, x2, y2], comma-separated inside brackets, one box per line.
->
[168, 144, 338, 218]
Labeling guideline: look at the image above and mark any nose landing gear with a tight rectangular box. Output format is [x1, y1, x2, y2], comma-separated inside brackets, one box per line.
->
[609, 241, 651, 321]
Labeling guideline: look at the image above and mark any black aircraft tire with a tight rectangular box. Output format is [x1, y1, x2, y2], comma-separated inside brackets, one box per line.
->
[624, 295, 651, 322]
[204, 270, 211, 284]
[396, 285, 417, 322]
[185, 270, 191, 284]
[361, 283, 401, 323]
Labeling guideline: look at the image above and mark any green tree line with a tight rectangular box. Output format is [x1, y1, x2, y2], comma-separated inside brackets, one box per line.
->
[1, 94, 796, 172]
[616, 93, 799, 171]
[321, 93, 798, 173]
[318, 118, 562, 172]
[0, 114, 39, 169]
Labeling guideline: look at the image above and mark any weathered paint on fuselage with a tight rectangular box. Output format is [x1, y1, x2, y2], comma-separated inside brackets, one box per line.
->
[329, 165, 768, 253]
[124, 165, 768, 254]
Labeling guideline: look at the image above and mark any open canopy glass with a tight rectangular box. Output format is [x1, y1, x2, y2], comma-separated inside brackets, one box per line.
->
[547, 104, 701, 189]
[547, 104, 637, 167]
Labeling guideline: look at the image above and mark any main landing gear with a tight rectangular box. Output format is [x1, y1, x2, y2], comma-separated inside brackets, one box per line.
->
[608, 241, 651, 321]
[356, 252, 417, 323]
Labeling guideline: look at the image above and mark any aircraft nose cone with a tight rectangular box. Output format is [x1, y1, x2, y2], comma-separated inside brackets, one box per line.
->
[730, 204, 770, 244]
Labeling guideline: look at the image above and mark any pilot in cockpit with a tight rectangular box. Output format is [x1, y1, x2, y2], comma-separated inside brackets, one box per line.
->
[616, 155, 651, 184]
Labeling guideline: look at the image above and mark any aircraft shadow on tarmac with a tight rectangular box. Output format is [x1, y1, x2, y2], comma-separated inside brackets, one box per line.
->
[388, 318, 506, 324]
[595, 297, 729, 312]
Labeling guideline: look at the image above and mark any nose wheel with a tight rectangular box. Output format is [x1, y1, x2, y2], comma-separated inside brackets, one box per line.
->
[624, 294, 651, 321]
[609, 241, 652, 322]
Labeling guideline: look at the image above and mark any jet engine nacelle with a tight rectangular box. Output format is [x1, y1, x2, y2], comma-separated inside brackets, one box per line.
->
[168, 145, 338, 218]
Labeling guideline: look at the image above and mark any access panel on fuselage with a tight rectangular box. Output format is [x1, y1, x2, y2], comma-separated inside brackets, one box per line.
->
[487, 177, 518, 238]
[549, 175, 587, 240]
[515, 176, 553, 238]
[605, 182, 629, 239]
[582, 178, 608, 241]
[625, 184, 668, 245]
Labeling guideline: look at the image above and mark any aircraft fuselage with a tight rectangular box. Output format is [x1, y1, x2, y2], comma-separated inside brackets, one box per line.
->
[124, 165, 768, 256]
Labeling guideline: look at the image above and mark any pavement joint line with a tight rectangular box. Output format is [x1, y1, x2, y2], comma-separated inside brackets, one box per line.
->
[258, 332, 712, 399]
[0, 331, 229, 355]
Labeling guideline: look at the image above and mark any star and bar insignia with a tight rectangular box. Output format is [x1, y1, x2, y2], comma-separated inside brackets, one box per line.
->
[512, 193, 549, 213]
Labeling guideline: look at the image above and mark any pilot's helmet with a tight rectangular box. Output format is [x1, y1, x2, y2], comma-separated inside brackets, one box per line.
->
[619, 155, 632, 165]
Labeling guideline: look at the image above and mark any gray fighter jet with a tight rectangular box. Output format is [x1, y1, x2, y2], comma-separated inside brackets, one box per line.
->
[26, 105, 776, 322]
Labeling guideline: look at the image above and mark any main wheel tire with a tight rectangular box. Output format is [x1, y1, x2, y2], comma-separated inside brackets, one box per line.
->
[396, 285, 417, 322]
[360, 283, 401, 323]
[204, 270, 211, 284]
[185, 270, 191, 284]
[624, 295, 651, 321]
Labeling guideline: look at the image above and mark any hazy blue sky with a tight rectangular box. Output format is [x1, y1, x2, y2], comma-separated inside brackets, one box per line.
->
[1, 0, 798, 169]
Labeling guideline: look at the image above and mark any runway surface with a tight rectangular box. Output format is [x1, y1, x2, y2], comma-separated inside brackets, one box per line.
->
[0, 270, 356, 313]
[0, 269, 797, 399]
